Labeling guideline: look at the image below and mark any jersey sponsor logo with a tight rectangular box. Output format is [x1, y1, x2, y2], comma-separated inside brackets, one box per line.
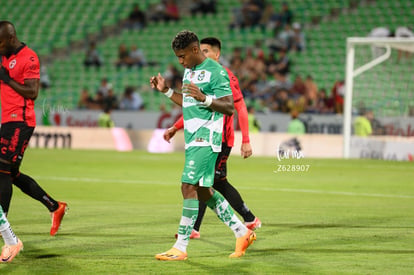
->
[186, 159, 196, 169]
[197, 70, 205, 81]
[9, 59, 16, 69]
[184, 69, 211, 84]
[182, 95, 199, 107]
[187, 171, 195, 179]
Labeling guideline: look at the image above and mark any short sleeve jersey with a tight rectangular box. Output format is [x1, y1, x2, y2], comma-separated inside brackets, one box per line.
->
[1, 44, 39, 126]
[182, 58, 232, 152]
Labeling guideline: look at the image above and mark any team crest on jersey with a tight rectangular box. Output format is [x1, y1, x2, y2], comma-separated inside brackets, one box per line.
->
[9, 59, 16, 69]
[198, 71, 205, 81]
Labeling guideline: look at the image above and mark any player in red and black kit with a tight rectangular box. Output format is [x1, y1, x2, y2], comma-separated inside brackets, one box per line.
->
[164, 37, 261, 239]
[0, 21, 67, 236]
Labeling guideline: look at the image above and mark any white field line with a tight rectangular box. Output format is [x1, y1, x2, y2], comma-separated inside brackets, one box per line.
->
[35, 176, 414, 199]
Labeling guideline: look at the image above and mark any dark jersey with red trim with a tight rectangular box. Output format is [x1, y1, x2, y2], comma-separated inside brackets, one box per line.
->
[1, 44, 39, 127]
[223, 67, 243, 147]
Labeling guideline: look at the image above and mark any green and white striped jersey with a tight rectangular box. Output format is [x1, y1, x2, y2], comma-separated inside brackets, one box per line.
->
[182, 58, 232, 152]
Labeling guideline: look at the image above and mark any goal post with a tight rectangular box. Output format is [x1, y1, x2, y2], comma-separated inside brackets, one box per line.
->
[343, 37, 414, 158]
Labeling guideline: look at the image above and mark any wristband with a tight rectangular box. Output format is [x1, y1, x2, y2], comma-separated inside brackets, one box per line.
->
[202, 95, 213, 107]
[164, 88, 174, 98]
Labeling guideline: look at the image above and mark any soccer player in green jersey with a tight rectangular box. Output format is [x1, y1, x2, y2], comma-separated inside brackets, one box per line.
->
[0, 205, 23, 262]
[150, 30, 256, 261]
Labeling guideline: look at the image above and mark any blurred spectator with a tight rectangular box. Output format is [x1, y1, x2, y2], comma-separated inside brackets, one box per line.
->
[129, 44, 147, 67]
[148, 1, 166, 22]
[97, 78, 112, 96]
[148, 0, 180, 22]
[229, 56, 244, 80]
[268, 49, 290, 77]
[268, 23, 294, 52]
[243, 47, 261, 73]
[253, 50, 268, 79]
[115, 43, 132, 68]
[40, 64, 51, 89]
[126, 3, 147, 30]
[242, 0, 265, 28]
[304, 75, 318, 107]
[163, 64, 182, 89]
[228, 46, 242, 63]
[78, 88, 94, 109]
[164, 0, 180, 21]
[331, 80, 345, 113]
[259, 2, 275, 29]
[265, 51, 278, 76]
[290, 75, 307, 98]
[267, 89, 292, 112]
[247, 106, 261, 132]
[252, 39, 264, 56]
[287, 109, 305, 134]
[291, 95, 307, 114]
[229, 0, 265, 29]
[190, 0, 216, 15]
[268, 2, 293, 33]
[98, 106, 115, 128]
[240, 69, 259, 99]
[90, 91, 105, 110]
[103, 87, 119, 110]
[291, 22, 306, 52]
[313, 88, 334, 113]
[354, 109, 373, 136]
[120, 86, 144, 110]
[84, 41, 103, 69]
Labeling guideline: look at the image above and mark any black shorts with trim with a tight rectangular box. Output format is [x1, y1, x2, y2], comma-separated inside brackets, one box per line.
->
[214, 143, 232, 179]
[0, 122, 34, 167]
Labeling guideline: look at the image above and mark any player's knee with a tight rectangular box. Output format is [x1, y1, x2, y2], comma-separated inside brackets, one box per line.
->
[213, 177, 228, 192]
[10, 164, 20, 179]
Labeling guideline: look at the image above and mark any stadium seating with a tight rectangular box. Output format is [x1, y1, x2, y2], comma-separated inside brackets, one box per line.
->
[7, 0, 412, 113]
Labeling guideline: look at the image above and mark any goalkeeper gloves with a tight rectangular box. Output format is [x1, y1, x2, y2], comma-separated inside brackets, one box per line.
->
[0, 66, 11, 84]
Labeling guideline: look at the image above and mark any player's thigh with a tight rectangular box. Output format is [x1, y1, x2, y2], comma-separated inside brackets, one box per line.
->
[181, 146, 218, 187]
[0, 122, 34, 165]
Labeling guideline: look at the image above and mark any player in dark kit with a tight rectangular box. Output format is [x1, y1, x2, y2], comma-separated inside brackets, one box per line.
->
[164, 37, 261, 239]
[0, 21, 67, 236]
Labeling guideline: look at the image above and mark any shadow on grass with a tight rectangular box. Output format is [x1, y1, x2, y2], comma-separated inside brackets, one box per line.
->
[266, 222, 414, 230]
[252, 247, 414, 255]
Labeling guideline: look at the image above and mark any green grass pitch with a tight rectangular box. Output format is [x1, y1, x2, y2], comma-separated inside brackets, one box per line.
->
[1, 149, 413, 274]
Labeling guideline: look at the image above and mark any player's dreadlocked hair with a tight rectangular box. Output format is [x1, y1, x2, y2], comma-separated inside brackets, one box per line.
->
[171, 30, 199, 51]
[200, 37, 221, 50]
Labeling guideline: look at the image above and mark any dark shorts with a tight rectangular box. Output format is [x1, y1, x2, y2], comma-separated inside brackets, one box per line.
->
[215, 143, 232, 179]
[0, 122, 34, 167]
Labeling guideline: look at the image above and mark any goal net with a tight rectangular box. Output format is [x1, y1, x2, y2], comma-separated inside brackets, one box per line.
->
[343, 37, 414, 158]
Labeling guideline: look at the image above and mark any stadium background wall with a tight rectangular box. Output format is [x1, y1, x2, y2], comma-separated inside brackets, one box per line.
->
[36, 110, 414, 136]
[30, 126, 414, 161]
